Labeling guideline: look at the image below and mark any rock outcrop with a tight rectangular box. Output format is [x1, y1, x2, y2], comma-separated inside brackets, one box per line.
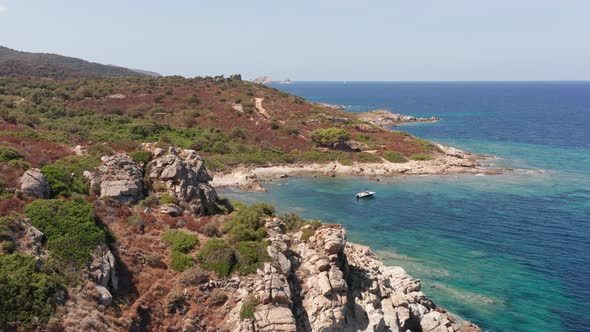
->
[88, 154, 144, 204]
[146, 147, 226, 216]
[89, 244, 118, 307]
[19, 168, 51, 199]
[90, 243, 118, 291]
[225, 219, 480, 332]
[356, 109, 439, 127]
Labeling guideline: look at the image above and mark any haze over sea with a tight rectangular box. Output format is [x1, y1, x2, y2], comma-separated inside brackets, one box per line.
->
[220, 81, 590, 331]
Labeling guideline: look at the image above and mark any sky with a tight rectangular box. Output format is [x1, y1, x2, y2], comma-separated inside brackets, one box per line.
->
[0, 0, 589, 81]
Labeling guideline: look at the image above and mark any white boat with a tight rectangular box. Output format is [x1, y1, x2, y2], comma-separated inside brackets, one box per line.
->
[356, 190, 375, 199]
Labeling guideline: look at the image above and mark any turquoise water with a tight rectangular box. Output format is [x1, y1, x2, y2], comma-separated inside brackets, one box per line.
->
[220, 82, 590, 332]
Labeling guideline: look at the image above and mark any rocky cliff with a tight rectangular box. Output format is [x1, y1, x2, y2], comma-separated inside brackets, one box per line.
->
[224, 219, 480, 332]
[5, 148, 481, 332]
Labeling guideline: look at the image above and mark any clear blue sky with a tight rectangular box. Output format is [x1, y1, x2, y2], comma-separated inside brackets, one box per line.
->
[1, 0, 589, 81]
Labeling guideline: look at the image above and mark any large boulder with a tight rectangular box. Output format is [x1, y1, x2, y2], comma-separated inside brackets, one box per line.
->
[95, 285, 113, 307]
[90, 154, 144, 204]
[90, 244, 118, 291]
[19, 168, 51, 199]
[146, 148, 223, 216]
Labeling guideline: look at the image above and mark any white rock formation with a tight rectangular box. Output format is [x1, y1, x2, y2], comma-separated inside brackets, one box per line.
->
[225, 218, 481, 332]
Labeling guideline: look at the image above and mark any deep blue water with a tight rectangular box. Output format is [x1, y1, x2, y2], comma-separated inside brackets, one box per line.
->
[221, 82, 590, 332]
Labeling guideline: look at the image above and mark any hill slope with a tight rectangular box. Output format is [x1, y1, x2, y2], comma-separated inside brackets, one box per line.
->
[0, 46, 151, 78]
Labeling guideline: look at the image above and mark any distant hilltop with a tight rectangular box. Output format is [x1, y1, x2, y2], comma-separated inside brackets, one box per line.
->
[0, 45, 160, 79]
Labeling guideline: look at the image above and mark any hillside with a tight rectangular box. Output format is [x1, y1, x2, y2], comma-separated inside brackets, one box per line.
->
[0, 46, 151, 79]
[0, 73, 482, 331]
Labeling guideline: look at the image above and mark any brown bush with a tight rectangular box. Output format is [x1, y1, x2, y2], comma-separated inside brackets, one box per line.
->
[178, 266, 209, 287]
[144, 253, 166, 269]
[200, 222, 221, 237]
[207, 289, 228, 306]
[0, 197, 26, 216]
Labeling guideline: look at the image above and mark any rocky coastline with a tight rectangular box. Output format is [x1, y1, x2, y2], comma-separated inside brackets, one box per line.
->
[355, 109, 440, 127]
[211, 144, 499, 192]
[10, 146, 484, 331]
[224, 218, 481, 331]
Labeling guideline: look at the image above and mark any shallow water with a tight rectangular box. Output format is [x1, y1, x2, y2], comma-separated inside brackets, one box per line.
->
[220, 82, 590, 332]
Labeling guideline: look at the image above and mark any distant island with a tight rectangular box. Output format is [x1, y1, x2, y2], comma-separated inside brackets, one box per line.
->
[252, 75, 273, 84]
[0, 47, 484, 331]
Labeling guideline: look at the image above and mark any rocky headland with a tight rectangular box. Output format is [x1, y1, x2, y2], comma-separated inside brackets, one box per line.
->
[225, 219, 481, 332]
[355, 109, 440, 127]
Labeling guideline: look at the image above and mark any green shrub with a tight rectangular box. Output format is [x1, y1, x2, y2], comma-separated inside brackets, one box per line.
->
[170, 251, 194, 272]
[159, 193, 179, 205]
[223, 203, 274, 243]
[0, 240, 16, 254]
[310, 127, 351, 146]
[24, 200, 106, 266]
[7, 159, 30, 170]
[383, 151, 408, 163]
[281, 212, 305, 232]
[356, 152, 381, 163]
[129, 151, 152, 165]
[197, 238, 235, 277]
[86, 144, 113, 157]
[41, 155, 100, 197]
[412, 138, 442, 153]
[301, 228, 315, 242]
[234, 241, 269, 275]
[240, 297, 259, 320]
[162, 229, 199, 253]
[301, 221, 322, 242]
[0, 253, 64, 328]
[409, 153, 433, 161]
[0, 146, 24, 162]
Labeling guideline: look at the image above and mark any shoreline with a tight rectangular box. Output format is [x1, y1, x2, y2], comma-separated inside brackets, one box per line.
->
[211, 144, 503, 192]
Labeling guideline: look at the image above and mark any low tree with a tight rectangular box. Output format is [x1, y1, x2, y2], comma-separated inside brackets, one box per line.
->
[310, 127, 351, 146]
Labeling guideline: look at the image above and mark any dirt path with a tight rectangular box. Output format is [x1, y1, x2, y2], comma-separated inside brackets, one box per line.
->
[254, 98, 271, 118]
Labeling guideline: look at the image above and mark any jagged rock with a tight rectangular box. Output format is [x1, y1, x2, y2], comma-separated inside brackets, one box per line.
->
[159, 203, 182, 216]
[90, 244, 118, 291]
[314, 225, 346, 255]
[420, 311, 453, 332]
[146, 148, 224, 216]
[74, 144, 87, 155]
[226, 218, 481, 332]
[19, 168, 50, 198]
[267, 245, 291, 275]
[254, 306, 296, 332]
[92, 154, 144, 204]
[95, 285, 113, 306]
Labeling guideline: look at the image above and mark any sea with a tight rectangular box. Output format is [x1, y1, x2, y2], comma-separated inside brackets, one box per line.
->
[219, 81, 590, 332]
